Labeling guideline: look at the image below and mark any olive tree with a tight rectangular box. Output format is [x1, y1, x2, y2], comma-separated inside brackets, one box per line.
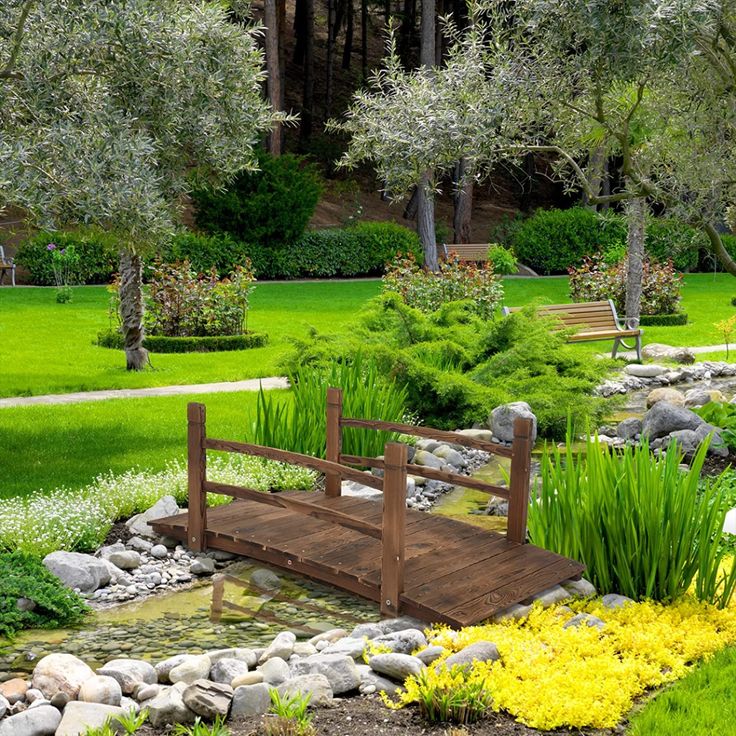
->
[0, 0, 275, 369]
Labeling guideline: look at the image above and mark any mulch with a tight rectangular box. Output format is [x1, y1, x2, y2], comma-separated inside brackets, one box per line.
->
[135, 696, 618, 736]
[701, 453, 734, 478]
[103, 520, 134, 546]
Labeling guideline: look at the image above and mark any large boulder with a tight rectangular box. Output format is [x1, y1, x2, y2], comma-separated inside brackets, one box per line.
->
[290, 654, 361, 695]
[368, 653, 425, 681]
[646, 388, 684, 408]
[616, 418, 642, 441]
[97, 659, 157, 695]
[490, 402, 538, 444]
[42, 552, 111, 594]
[169, 655, 212, 685]
[259, 631, 296, 663]
[32, 653, 95, 699]
[443, 641, 500, 669]
[78, 675, 122, 706]
[372, 629, 427, 655]
[642, 343, 695, 364]
[276, 675, 333, 707]
[182, 680, 233, 719]
[209, 658, 249, 685]
[55, 702, 127, 736]
[0, 704, 61, 736]
[125, 495, 180, 538]
[625, 364, 666, 378]
[230, 683, 271, 718]
[147, 684, 196, 728]
[641, 401, 704, 440]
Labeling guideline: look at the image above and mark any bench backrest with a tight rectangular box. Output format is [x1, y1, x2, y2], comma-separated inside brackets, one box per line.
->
[438, 243, 490, 261]
[0, 246, 10, 267]
[503, 300, 619, 333]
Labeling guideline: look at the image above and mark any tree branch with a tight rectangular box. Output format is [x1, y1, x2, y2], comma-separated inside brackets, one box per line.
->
[0, 0, 36, 80]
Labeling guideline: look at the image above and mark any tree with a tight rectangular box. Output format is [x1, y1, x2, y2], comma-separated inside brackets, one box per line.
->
[0, 0, 276, 369]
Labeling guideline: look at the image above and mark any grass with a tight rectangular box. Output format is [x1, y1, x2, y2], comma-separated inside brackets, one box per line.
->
[627, 646, 736, 736]
[0, 390, 290, 499]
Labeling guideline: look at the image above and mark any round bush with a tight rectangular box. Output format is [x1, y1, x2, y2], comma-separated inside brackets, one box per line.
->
[348, 221, 423, 270]
[191, 151, 322, 245]
[162, 231, 248, 276]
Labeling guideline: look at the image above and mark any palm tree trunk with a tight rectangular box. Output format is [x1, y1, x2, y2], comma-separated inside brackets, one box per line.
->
[119, 250, 148, 371]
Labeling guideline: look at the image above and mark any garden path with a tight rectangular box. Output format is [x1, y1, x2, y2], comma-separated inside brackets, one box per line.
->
[0, 376, 289, 408]
[615, 343, 734, 361]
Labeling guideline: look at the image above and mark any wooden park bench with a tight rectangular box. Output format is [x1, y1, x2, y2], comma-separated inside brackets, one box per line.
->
[438, 243, 490, 262]
[0, 246, 15, 286]
[502, 299, 643, 361]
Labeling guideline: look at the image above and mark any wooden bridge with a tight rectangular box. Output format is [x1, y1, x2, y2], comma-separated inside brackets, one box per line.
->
[151, 389, 584, 627]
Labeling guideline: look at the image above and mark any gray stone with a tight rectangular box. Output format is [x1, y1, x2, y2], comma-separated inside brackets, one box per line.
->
[231, 672, 264, 688]
[125, 495, 180, 538]
[372, 629, 427, 655]
[104, 550, 141, 570]
[528, 584, 569, 607]
[642, 344, 695, 365]
[490, 402, 538, 444]
[694, 423, 730, 456]
[563, 613, 605, 630]
[97, 659, 156, 695]
[16, 597, 36, 612]
[562, 578, 597, 598]
[646, 388, 685, 408]
[42, 552, 111, 594]
[127, 536, 153, 553]
[50, 692, 69, 709]
[210, 658, 249, 685]
[415, 438, 441, 453]
[0, 695, 7, 719]
[308, 629, 348, 646]
[412, 450, 445, 469]
[321, 637, 367, 659]
[0, 704, 61, 736]
[444, 641, 500, 669]
[277, 675, 333, 707]
[182, 679, 233, 719]
[601, 593, 635, 610]
[416, 646, 446, 665]
[259, 631, 296, 663]
[78, 675, 122, 706]
[663, 429, 700, 456]
[207, 648, 258, 668]
[25, 689, 44, 704]
[349, 623, 382, 639]
[641, 401, 704, 440]
[455, 428, 494, 442]
[32, 653, 95, 699]
[134, 683, 160, 702]
[55, 702, 126, 736]
[251, 568, 281, 592]
[290, 654, 361, 695]
[230, 683, 271, 718]
[432, 445, 467, 468]
[99, 559, 133, 587]
[625, 364, 666, 378]
[491, 603, 532, 622]
[257, 657, 291, 686]
[155, 655, 197, 684]
[368, 653, 425, 681]
[147, 685, 196, 728]
[616, 418, 642, 441]
[150, 544, 168, 559]
[169, 655, 212, 685]
[684, 389, 713, 408]
[356, 665, 402, 697]
[190, 557, 215, 575]
[293, 642, 318, 657]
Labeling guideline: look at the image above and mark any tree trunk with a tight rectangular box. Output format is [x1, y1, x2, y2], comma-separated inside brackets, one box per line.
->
[418, 173, 438, 271]
[453, 157, 473, 243]
[704, 221, 736, 276]
[361, 0, 369, 80]
[300, 0, 315, 143]
[294, 0, 307, 63]
[325, 0, 336, 118]
[342, 0, 354, 69]
[625, 195, 646, 328]
[119, 250, 148, 371]
[399, 0, 416, 65]
[264, 0, 282, 155]
[584, 146, 605, 211]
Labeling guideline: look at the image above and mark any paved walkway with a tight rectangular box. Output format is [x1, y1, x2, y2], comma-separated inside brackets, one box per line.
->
[615, 343, 733, 361]
[0, 377, 290, 409]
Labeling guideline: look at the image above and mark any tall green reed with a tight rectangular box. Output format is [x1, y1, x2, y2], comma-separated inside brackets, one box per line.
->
[528, 434, 736, 607]
[250, 353, 409, 459]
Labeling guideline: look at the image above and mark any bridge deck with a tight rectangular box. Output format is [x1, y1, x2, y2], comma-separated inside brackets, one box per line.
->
[152, 492, 584, 627]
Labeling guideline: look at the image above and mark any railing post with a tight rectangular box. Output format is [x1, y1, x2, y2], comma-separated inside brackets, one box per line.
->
[188, 402, 207, 552]
[325, 387, 343, 497]
[507, 416, 533, 545]
[381, 441, 407, 618]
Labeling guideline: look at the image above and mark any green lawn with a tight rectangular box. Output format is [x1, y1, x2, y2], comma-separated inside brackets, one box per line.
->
[627, 647, 736, 736]
[0, 390, 286, 499]
[0, 280, 381, 398]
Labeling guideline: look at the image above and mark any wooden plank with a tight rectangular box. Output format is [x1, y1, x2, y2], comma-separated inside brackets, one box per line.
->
[404, 464, 510, 499]
[507, 416, 533, 545]
[187, 403, 208, 552]
[325, 388, 343, 497]
[381, 442, 407, 617]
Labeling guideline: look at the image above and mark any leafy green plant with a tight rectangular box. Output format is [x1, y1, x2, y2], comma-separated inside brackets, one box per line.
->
[172, 716, 230, 736]
[0, 551, 88, 637]
[412, 665, 493, 724]
[265, 688, 315, 736]
[693, 402, 736, 450]
[114, 707, 149, 734]
[528, 435, 736, 606]
[486, 244, 517, 275]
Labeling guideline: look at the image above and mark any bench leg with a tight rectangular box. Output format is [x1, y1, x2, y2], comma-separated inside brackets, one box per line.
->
[611, 337, 620, 360]
[635, 332, 642, 362]
[11, 266, 15, 287]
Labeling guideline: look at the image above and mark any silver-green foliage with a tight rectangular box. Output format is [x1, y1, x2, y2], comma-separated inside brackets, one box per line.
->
[528, 436, 736, 607]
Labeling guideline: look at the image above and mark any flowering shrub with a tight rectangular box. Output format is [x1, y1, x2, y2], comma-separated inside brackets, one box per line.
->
[386, 598, 736, 730]
[568, 253, 682, 316]
[145, 259, 256, 337]
[382, 253, 503, 319]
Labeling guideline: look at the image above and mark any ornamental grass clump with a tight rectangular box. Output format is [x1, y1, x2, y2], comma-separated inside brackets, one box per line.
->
[528, 435, 736, 606]
[412, 664, 493, 724]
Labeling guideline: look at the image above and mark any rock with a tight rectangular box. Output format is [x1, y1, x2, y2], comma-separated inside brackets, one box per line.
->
[527, 585, 569, 607]
[290, 654, 361, 695]
[99, 559, 133, 587]
[432, 445, 467, 468]
[663, 429, 700, 457]
[416, 646, 446, 665]
[25, 689, 44, 704]
[490, 402, 538, 444]
[150, 544, 168, 559]
[155, 655, 197, 684]
[444, 641, 499, 669]
[97, 659, 156, 695]
[147, 685, 196, 728]
[309, 629, 348, 646]
[562, 578, 597, 598]
[125, 496, 180, 539]
[412, 450, 445, 469]
[0, 678, 29, 705]
[32, 654, 95, 699]
[230, 683, 272, 718]
[260, 632, 296, 663]
[78, 675, 122, 706]
[209, 658, 249, 685]
[190, 558, 215, 575]
[182, 680, 233, 719]
[231, 672, 263, 688]
[0, 704, 61, 736]
[134, 683, 160, 702]
[356, 665, 403, 696]
[16, 597, 36, 612]
[492, 603, 532, 622]
[50, 692, 70, 709]
[563, 613, 605, 630]
[257, 657, 291, 686]
[641, 344, 695, 364]
[42, 552, 111, 594]
[616, 418, 642, 441]
[55, 702, 126, 736]
[684, 389, 713, 408]
[369, 654, 425, 681]
[293, 642, 318, 657]
[321, 637, 367, 659]
[0, 695, 7, 719]
[207, 648, 258, 667]
[372, 629, 427, 655]
[455, 428, 494, 442]
[127, 536, 153, 553]
[415, 439, 441, 453]
[251, 568, 281, 592]
[625, 364, 666, 378]
[277, 675, 333, 707]
[169, 656, 212, 686]
[102, 549, 141, 570]
[601, 593, 634, 610]
[641, 401, 704, 440]
[646, 388, 684, 408]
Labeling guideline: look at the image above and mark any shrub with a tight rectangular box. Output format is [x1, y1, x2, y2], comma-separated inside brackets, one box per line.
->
[568, 253, 682, 316]
[383, 253, 504, 319]
[693, 403, 736, 450]
[15, 227, 119, 285]
[0, 551, 88, 636]
[349, 220, 423, 268]
[528, 436, 736, 607]
[145, 260, 256, 337]
[191, 151, 322, 245]
[486, 244, 517, 275]
[645, 218, 702, 272]
[97, 331, 268, 353]
[639, 313, 688, 326]
[163, 231, 248, 276]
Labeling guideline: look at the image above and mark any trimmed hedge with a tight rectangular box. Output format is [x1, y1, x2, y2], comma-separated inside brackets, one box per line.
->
[97, 331, 268, 353]
[639, 313, 688, 326]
